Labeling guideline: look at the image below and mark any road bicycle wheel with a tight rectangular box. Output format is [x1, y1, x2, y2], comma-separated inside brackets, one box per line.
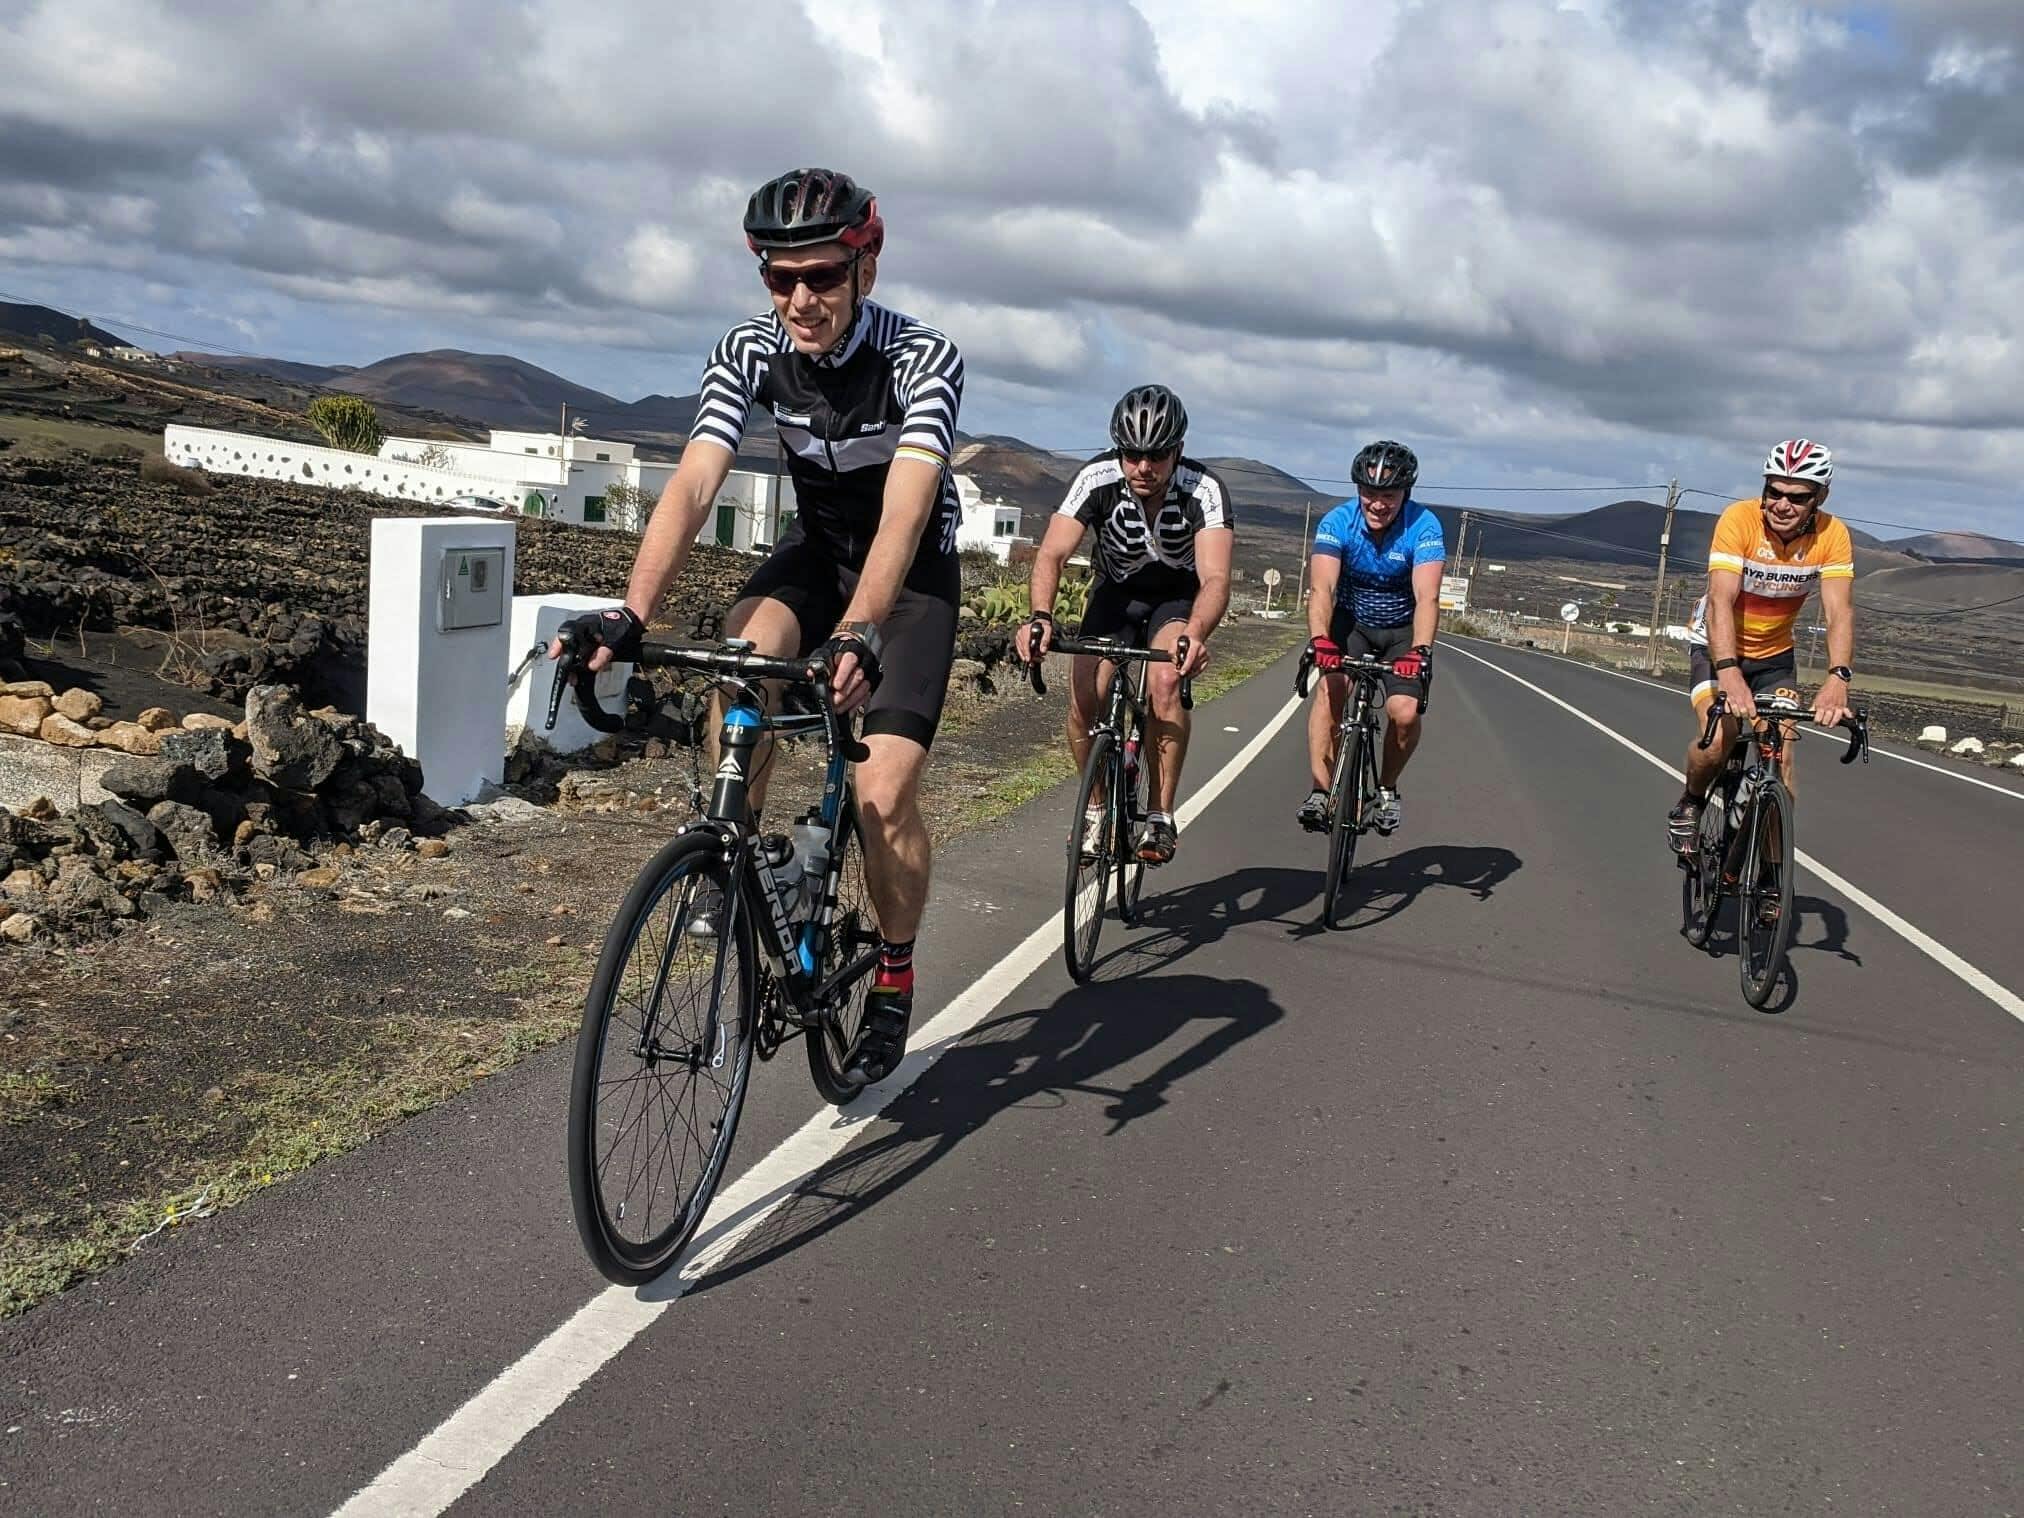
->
[1681, 795, 1725, 949]
[568, 832, 756, 1285]
[1321, 704, 1366, 928]
[1064, 730, 1115, 982]
[804, 803, 881, 1106]
[1739, 779, 1796, 1008]
[1116, 718, 1149, 927]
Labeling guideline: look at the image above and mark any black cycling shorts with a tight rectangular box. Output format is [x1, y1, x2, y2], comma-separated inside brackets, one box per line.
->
[1078, 574, 1196, 648]
[1687, 645, 1797, 711]
[1326, 607, 1432, 708]
[734, 527, 958, 749]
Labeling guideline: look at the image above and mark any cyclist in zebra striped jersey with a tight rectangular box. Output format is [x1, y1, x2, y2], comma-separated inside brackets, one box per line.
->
[1015, 384, 1235, 865]
[551, 167, 963, 1093]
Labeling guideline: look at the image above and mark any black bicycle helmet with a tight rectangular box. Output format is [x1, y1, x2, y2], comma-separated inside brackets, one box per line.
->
[743, 168, 884, 254]
[1350, 439, 1418, 492]
[1109, 384, 1188, 453]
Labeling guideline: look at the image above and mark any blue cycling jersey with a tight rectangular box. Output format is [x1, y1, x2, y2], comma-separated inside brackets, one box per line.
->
[1312, 498, 1446, 628]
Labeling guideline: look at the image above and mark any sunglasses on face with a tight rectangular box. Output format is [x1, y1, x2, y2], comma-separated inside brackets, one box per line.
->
[1121, 447, 1176, 465]
[1763, 483, 1821, 507]
[758, 258, 855, 297]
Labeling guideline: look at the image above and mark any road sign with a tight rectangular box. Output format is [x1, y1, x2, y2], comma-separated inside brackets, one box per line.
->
[1559, 602, 1581, 623]
[1438, 574, 1470, 612]
[1262, 568, 1282, 587]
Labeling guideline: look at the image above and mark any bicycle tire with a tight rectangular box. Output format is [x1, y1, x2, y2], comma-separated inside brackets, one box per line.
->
[1681, 796, 1724, 949]
[804, 803, 880, 1106]
[568, 831, 756, 1285]
[1065, 730, 1115, 982]
[1116, 717, 1149, 927]
[1321, 703, 1365, 927]
[1739, 779, 1796, 1008]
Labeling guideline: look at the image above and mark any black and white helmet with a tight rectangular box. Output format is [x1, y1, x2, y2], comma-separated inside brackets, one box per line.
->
[1351, 439, 1418, 492]
[1109, 384, 1188, 454]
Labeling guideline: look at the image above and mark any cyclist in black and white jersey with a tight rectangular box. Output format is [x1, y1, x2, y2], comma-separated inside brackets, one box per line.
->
[551, 167, 963, 1093]
[1015, 384, 1234, 865]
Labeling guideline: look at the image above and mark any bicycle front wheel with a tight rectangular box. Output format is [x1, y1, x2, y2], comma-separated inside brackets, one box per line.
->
[805, 803, 881, 1106]
[1065, 731, 1115, 982]
[1321, 710, 1365, 928]
[1116, 721, 1149, 927]
[568, 832, 756, 1285]
[1739, 780, 1796, 1007]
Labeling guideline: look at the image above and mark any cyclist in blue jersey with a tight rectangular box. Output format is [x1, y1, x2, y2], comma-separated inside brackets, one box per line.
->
[1298, 440, 1445, 835]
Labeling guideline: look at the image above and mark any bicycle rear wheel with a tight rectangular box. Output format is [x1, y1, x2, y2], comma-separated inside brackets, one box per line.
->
[1116, 719, 1149, 927]
[1065, 731, 1115, 982]
[1321, 707, 1365, 928]
[1681, 797, 1725, 949]
[805, 803, 881, 1106]
[567, 832, 756, 1285]
[1739, 780, 1796, 1007]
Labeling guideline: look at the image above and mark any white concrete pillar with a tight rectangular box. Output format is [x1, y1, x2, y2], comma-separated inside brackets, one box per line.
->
[506, 594, 634, 755]
[367, 517, 515, 804]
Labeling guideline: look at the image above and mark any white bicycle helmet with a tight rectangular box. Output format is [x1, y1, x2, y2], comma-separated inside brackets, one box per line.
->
[1764, 438, 1832, 483]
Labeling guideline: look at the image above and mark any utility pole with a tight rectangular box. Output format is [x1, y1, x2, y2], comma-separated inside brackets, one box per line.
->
[1295, 494, 1317, 613]
[1455, 510, 1471, 576]
[1648, 479, 1679, 673]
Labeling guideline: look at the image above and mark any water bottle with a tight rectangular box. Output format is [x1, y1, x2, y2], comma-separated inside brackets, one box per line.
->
[789, 814, 832, 922]
[1728, 771, 1753, 830]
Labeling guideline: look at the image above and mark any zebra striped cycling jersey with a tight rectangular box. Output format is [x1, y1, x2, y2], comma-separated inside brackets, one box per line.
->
[687, 301, 965, 572]
[1056, 453, 1234, 588]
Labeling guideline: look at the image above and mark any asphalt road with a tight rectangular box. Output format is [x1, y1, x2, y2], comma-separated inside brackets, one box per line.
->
[4, 638, 2019, 1517]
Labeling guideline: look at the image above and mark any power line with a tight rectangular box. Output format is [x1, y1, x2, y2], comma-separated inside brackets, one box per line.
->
[1681, 485, 2003, 541]
[0, 286, 275, 360]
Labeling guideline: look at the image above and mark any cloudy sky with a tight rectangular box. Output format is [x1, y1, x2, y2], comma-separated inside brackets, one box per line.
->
[3, 0, 2021, 536]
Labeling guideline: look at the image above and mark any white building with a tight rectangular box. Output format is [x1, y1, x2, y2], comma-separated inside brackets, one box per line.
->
[166, 423, 794, 551]
[952, 473, 1026, 563]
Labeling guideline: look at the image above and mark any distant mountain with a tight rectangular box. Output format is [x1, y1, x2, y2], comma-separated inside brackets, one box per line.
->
[175, 352, 357, 387]
[1890, 530, 2024, 561]
[1862, 561, 2024, 613]
[327, 350, 623, 432]
[0, 300, 130, 349]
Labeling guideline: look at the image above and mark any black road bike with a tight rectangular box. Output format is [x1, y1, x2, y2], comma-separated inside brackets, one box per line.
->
[1681, 691, 1868, 1007]
[549, 632, 883, 1285]
[1296, 646, 1420, 928]
[1023, 624, 1192, 982]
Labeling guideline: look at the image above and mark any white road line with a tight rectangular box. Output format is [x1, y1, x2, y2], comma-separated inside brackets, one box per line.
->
[1450, 636, 2024, 803]
[332, 693, 1309, 1518]
[1445, 642, 2024, 1027]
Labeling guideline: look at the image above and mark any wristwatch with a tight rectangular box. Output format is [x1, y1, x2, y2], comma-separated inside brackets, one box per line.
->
[1827, 664, 1854, 682]
[1713, 657, 1740, 672]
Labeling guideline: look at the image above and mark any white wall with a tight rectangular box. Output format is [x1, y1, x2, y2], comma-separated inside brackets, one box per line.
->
[169, 425, 513, 505]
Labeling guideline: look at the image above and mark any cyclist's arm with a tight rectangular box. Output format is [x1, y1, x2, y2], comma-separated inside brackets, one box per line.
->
[1704, 569, 1743, 662]
[1815, 573, 1855, 725]
[1186, 527, 1234, 643]
[1410, 560, 1442, 648]
[1027, 513, 1088, 618]
[624, 442, 735, 623]
[838, 454, 944, 628]
[1307, 553, 1341, 638]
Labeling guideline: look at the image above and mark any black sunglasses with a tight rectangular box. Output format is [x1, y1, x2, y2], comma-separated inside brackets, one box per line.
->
[1763, 483, 1821, 507]
[1120, 447, 1176, 465]
[758, 257, 856, 297]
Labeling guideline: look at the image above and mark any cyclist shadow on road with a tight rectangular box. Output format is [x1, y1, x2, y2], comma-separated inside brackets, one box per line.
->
[1086, 865, 1318, 980]
[1306, 844, 1523, 934]
[687, 972, 1286, 1298]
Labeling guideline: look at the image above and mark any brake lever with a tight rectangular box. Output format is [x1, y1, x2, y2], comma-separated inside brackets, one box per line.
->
[1175, 635, 1194, 711]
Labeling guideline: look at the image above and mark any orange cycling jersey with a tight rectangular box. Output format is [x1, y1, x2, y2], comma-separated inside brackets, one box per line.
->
[1706, 498, 1854, 660]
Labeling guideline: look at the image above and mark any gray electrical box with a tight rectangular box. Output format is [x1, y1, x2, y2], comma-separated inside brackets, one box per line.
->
[438, 547, 506, 631]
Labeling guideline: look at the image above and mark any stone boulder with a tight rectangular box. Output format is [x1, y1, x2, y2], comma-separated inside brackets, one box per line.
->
[158, 727, 242, 783]
[102, 756, 206, 809]
[146, 800, 221, 865]
[50, 688, 104, 722]
[91, 800, 169, 863]
[1949, 736, 1985, 756]
[46, 858, 135, 920]
[38, 713, 98, 747]
[96, 720, 163, 756]
[181, 712, 236, 733]
[244, 684, 341, 790]
[1917, 724, 1947, 746]
[0, 692, 51, 736]
[137, 707, 179, 732]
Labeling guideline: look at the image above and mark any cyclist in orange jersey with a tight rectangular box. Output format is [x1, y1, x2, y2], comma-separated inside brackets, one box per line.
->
[1667, 439, 1856, 853]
